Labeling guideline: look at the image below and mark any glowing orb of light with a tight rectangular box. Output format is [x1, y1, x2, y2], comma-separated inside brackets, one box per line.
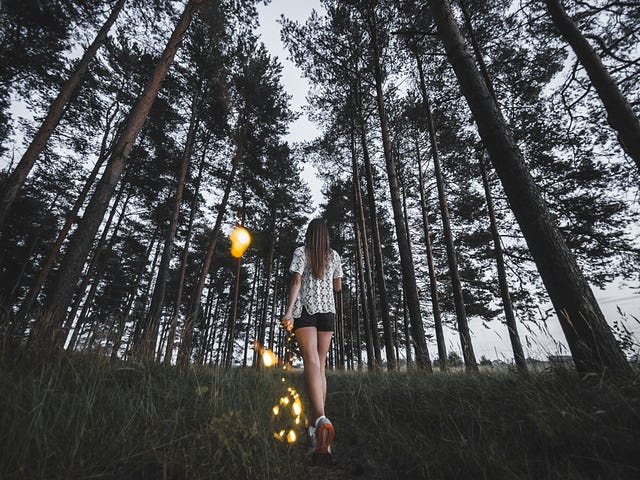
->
[262, 349, 277, 367]
[229, 226, 251, 257]
[271, 387, 306, 444]
[292, 398, 302, 416]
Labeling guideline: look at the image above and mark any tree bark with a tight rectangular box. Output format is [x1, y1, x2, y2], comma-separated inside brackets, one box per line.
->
[225, 178, 247, 367]
[354, 208, 374, 369]
[0, 0, 127, 231]
[40, 0, 202, 346]
[367, 8, 431, 370]
[129, 234, 163, 357]
[15, 103, 119, 325]
[356, 84, 396, 370]
[478, 153, 527, 372]
[544, 0, 640, 171]
[112, 236, 157, 360]
[6, 194, 60, 306]
[243, 256, 261, 366]
[164, 140, 207, 365]
[351, 127, 383, 368]
[252, 213, 277, 367]
[457, 0, 526, 373]
[415, 52, 478, 372]
[137, 89, 200, 360]
[66, 190, 131, 351]
[179, 142, 241, 366]
[415, 133, 447, 371]
[428, 0, 630, 376]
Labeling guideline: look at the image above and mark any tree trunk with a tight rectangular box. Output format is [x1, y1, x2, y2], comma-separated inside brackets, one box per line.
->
[354, 209, 374, 369]
[457, 0, 526, 373]
[415, 52, 477, 372]
[401, 291, 412, 368]
[192, 279, 211, 365]
[415, 133, 447, 371]
[198, 278, 217, 365]
[40, 0, 202, 346]
[66, 190, 131, 350]
[6, 194, 60, 306]
[457, 0, 497, 102]
[354, 254, 363, 369]
[267, 261, 282, 350]
[112, 236, 157, 360]
[137, 89, 200, 360]
[544, 0, 640, 171]
[478, 153, 527, 372]
[338, 289, 346, 368]
[179, 142, 242, 365]
[0, 0, 127, 231]
[129, 236, 163, 355]
[428, 0, 630, 376]
[253, 212, 277, 367]
[164, 140, 207, 365]
[225, 185, 247, 367]
[350, 126, 383, 368]
[15, 103, 119, 325]
[368, 11, 431, 370]
[243, 256, 261, 366]
[356, 85, 396, 370]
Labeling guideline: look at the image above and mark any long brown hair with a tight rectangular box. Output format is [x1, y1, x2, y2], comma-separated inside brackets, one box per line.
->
[305, 218, 331, 279]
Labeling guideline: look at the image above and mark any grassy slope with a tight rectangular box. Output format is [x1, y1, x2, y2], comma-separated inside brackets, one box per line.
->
[1, 351, 639, 479]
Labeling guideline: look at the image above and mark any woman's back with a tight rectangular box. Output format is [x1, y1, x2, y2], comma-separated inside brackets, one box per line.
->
[290, 246, 342, 317]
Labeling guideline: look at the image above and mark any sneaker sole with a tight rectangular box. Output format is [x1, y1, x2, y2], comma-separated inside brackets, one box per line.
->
[315, 422, 334, 455]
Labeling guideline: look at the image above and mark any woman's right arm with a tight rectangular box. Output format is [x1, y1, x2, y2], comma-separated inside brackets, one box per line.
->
[283, 272, 302, 330]
[333, 250, 343, 292]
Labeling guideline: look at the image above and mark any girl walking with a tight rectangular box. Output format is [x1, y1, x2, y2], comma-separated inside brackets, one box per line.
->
[283, 219, 342, 454]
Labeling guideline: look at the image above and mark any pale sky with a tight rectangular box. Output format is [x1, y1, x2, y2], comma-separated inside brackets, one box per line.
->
[255, 0, 324, 215]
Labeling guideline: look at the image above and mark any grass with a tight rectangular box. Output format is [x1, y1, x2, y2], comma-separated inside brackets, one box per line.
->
[1, 350, 639, 479]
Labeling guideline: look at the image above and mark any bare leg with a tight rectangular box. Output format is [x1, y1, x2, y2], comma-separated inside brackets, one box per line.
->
[296, 327, 324, 422]
[317, 331, 333, 410]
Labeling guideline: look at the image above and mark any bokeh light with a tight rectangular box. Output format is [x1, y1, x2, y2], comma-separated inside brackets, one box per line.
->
[229, 225, 251, 257]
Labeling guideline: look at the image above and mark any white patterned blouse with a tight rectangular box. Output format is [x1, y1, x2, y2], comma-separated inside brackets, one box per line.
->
[289, 246, 343, 317]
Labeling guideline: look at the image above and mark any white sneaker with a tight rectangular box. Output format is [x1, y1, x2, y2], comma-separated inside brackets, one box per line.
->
[307, 424, 317, 448]
[314, 415, 334, 455]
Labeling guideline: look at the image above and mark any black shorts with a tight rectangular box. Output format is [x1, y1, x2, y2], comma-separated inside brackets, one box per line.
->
[293, 307, 335, 332]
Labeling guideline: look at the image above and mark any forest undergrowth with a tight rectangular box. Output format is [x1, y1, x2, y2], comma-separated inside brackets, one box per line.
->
[1, 349, 639, 479]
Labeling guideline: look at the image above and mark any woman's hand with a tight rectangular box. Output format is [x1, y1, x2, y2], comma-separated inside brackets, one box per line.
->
[282, 313, 294, 331]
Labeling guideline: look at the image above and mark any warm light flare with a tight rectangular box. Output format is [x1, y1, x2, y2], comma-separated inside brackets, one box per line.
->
[262, 349, 277, 367]
[229, 226, 251, 257]
[253, 341, 278, 368]
[271, 386, 306, 443]
[293, 398, 302, 416]
[266, 321, 306, 446]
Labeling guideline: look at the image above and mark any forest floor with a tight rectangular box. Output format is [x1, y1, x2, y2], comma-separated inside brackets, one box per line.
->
[1, 349, 640, 479]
